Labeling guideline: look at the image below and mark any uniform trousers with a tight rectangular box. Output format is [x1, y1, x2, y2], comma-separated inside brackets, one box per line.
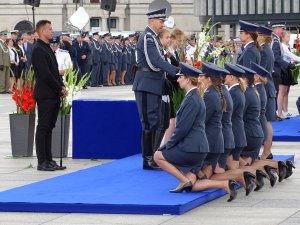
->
[0, 66, 10, 93]
[35, 98, 60, 165]
[134, 91, 161, 130]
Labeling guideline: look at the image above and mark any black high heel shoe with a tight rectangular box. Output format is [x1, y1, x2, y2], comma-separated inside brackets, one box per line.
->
[169, 181, 193, 193]
[285, 160, 296, 179]
[264, 165, 277, 187]
[266, 153, 273, 160]
[254, 170, 267, 191]
[243, 171, 256, 196]
[278, 161, 287, 182]
[227, 180, 238, 202]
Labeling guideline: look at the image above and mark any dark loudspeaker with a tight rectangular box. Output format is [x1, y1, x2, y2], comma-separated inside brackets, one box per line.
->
[101, 0, 116, 12]
[24, 0, 40, 7]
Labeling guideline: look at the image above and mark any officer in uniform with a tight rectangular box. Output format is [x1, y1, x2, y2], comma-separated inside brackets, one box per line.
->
[133, 7, 177, 170]
[49, 35, 73, 75]
[185, 34, 196, 65]
[114, 35, 123, 85]
[237, 20, 260, 67]
[236, 64, 264, 165]
[90, 32, 102, 87]
[223, 62, 247, 170]
[257, 25, 276, 159]
[271, 21, 293, 107]
[128, 33, 137, 84]
[124, 37, 132, 84]
[101, 33, 112, 86]
[0, 30, 10, 93]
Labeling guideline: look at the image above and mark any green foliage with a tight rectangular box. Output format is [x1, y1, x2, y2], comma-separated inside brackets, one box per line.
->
[172, 88, 186, 113]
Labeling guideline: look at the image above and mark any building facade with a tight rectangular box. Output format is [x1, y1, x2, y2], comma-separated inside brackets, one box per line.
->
[0, 0, 200, 33]
[195, 0, 300, 39]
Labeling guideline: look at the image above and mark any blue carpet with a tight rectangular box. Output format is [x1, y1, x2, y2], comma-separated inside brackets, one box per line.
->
[273, 116, 300, 142]
[0, 154, 294, 215]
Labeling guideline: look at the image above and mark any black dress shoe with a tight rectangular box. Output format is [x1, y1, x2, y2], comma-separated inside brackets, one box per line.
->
[143, 161, 161, 170]
[266, 153, 273, 160]
[254, 170, 267, 191]
[37, 162, 56, 171]
[227, 180, 238, 202]
[285, 160, 296, 179]
[49, 160, 67, 170]
[169, 181, 193, 193]
[243, 171, 256, 196]
[264, 165, 277, 187]
[278, 161, 287, 182]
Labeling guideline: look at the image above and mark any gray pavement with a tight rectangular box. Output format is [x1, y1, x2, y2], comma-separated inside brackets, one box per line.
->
[0, 84, 299, 225]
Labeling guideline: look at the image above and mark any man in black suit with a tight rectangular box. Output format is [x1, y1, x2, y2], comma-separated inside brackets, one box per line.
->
[73, 33, 90, 88]
[31, 20, 68, 171]
[22, 32, 33, 72]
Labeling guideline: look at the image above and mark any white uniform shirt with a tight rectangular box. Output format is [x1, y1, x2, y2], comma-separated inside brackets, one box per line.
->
[185, 44, 196, 61]
[54, 48, 73, 70]
[282, 43, 300, 63]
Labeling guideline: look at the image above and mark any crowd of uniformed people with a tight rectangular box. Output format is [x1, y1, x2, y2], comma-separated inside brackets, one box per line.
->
[0, 29, 138, 93]
[132, 7, 296, 202]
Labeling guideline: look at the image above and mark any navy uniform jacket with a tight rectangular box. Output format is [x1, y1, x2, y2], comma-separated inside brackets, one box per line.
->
[122, 45, 127, 70]
[166, 88, 209, 153]
[256, 83, 268, 139]
[229, 85, 247, 147]
[91, 39, 101, 64]
[125, 45, 131, 65]
[222, 85, 235, 150]
[272, 33, 290, 75]
[132, 26, 177, 95]
[102, 41, 112, 65]
[129, 43, 136, 65]
[115, 43, 123, 68]
[237, 42, 261, 67]
[243, 85, 264, 138]
[112, 44, 118, 70]
[260, 43, 276, 98]
[204, 86, 224, 153]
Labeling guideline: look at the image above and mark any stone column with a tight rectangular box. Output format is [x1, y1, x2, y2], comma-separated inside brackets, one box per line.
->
[224, 24, 231, 40]
[101, 17, 107, 31]
[119, 17, 125, 31]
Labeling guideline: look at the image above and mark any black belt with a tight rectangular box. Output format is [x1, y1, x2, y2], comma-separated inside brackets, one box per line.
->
[137, 67, 154, 72]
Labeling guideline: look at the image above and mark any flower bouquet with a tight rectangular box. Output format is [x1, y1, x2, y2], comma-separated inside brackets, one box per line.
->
[194, 18, 225, 68]
[51, 69, 90, 158]
[10, 67, 36, 157]
[60, 69, 90, 115]
[11, 68, 36, 115]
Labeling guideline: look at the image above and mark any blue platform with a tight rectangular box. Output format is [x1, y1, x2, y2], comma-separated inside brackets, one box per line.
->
[0, 154, 294, 215]
[273, 116, 300, 142]
[72, 99, 142, 159]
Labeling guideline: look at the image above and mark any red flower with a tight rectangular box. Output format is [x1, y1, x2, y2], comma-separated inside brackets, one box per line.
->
[195, 61, 201, 69]
[11, 70, 36, 115]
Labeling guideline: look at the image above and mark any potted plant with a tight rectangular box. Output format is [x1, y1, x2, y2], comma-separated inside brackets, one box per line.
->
[51, 69, 90, 158]
[10, 68, 36, 157]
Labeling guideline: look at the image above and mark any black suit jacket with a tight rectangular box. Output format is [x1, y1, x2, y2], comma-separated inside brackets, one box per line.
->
[32, 39, 64, 100]
[73, 41, 90, 65]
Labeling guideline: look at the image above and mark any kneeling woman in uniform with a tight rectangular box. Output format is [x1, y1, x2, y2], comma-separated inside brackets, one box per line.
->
[236, 64, 264, 166]
[199, 62, 227, 176]
[154, 62, 237, 202]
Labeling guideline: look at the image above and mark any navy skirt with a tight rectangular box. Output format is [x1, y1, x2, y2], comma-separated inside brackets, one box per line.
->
[241, 136, 264, 161]
[266, 97, 276, 121]
[162, 149, 207, 174]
